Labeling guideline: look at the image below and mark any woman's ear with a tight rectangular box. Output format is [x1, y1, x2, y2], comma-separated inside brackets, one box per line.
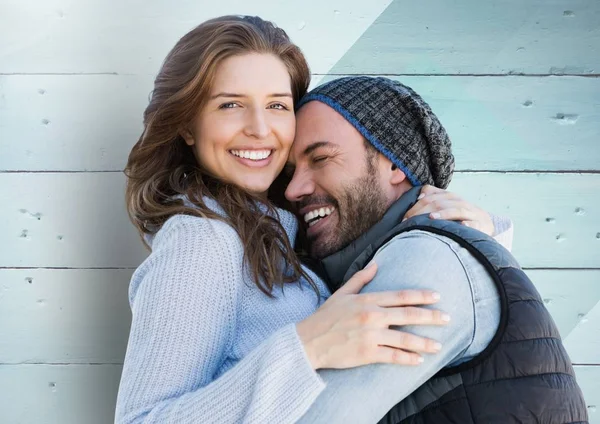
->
[181, 128, 195, 146]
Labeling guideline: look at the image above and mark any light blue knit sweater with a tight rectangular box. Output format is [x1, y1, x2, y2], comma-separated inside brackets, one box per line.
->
[114, 197, 512, 423]
[115, 198, 331, 423]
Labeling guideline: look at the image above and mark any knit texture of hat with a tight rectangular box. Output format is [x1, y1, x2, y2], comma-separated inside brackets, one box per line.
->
[296, 76, 455, 188]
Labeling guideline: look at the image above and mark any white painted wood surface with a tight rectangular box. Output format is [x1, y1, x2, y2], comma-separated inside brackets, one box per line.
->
[0, 269, 132, 364]
[0, 365, 596, 423]
[2, 1, 598, 75]
[1, 0, 598, 422]
[0, 0, 393, 77]
[0, 172, 597, 268]
[0, 364, 123, 424]
[1, 268, 598, 365]
[329, 0, 600, 75]
[2, 75, 599, 172]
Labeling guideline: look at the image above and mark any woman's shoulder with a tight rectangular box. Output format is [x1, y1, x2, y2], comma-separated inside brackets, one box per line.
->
[135, 211, 241, 272]
[159, 212, 238, 241]
[130, 213, 245, 305]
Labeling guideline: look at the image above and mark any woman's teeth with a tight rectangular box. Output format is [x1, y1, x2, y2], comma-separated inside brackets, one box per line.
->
[304, 207, 335, 227]
[231, 150, 272, 161]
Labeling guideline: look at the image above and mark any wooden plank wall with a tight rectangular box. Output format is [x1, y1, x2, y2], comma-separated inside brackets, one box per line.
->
[1, 0, 599, 422]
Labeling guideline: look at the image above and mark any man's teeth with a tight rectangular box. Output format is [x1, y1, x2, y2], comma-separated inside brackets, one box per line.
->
[304, 207, 335, 227]
[231, 150, 272, 160]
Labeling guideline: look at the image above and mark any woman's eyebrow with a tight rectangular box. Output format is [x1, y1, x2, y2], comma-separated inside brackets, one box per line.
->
[209, 92, 292, 99]
[210, 92, 246, 99]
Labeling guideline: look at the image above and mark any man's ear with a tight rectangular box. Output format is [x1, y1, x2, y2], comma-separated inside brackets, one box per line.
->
[181, 128, 195, 146]
[389, 163, 407, 186]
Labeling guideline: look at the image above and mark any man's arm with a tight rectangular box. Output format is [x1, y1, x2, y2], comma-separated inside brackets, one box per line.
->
[297, 230, 483, 424]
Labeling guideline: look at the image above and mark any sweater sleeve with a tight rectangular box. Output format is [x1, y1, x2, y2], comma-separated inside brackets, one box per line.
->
[114, 216, 324, 424]
[490, 213, 514, 252]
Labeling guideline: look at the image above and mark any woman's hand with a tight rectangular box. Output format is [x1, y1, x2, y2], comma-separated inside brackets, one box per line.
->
[296, 263, 449, 370]
[404, 185, 494, 236]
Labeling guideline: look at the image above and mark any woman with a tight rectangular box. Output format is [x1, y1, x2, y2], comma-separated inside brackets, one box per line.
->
[116, 15, 510, 423]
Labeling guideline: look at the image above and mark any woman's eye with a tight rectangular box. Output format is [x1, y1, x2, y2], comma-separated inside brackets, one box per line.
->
[219, 102, 239, 109]
[269, 103, 288, 110]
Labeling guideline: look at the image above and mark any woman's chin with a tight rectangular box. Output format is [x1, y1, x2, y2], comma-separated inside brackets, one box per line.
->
[236, 179, 273, 197]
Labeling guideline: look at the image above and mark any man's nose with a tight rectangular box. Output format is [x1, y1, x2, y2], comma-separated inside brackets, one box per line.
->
[285, 168, 315, 202]
[244, 109, 270, 139]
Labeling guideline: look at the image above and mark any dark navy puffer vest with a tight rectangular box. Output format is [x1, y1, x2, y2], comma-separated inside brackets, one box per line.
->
[320, 188, 588, 424]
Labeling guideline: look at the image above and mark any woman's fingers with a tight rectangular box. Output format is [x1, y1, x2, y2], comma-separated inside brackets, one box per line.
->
[385, 306, 451, 326]
[372, 346, 424, 365]
[336, 262, 377, 295]
[419, 184, 445, 197]
[379, 329, 442, 354]
[359, 289, 441, 307]
[429, 206, 478, 222]
[405, 195, 462, 220]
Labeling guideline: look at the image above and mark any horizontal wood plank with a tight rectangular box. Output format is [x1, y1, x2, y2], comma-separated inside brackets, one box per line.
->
[564, 299, 600, 365]
[529, 270, 600, 347]
[0, 364, 122, 424]
[0, 269, 132, 364]
[575, 366, 600, 422]
[447, 173, 600, 268]
[0, 365, 597, 423]
[0, 172, 597, 268]
[0, 269, 597, 364]
[1, 75, 598, 172]
[0, 172, 148, 268]
[1, 1, 598, 75]
[0, 0, 392, 76]
[330, 0, 600, 75]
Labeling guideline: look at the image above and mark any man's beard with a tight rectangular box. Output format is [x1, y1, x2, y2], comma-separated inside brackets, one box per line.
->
[309, 171, 389, 259]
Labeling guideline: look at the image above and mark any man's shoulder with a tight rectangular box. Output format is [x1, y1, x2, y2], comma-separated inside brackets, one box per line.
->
[376, 228, 466, 259]
[371, 228, 488, 290]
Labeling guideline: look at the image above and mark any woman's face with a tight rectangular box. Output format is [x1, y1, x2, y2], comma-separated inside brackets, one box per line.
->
[184, 53, 296, 195]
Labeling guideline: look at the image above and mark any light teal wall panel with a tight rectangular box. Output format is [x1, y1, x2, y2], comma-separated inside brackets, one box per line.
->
[1, 269, 597, 365]
[2, 172, 597, 268]
[0, 365, 596, 423]
[3, 1, 598, 75]
[0, 0, 393, 75]
[529, 270, 600, 343]
[576, 366, 600, 422]
[0, 364, 122, 424]
[2, 75, 599, 172]
[564, 302, 600, 365]
[330, 0, 600, 75]
[1, 0, 598, 420]
[448, 173, 600, 268]
[0, 269, 132, 364]
[0, 173, 148, 268]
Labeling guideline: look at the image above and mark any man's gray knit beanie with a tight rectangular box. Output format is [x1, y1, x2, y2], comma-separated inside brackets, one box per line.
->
[296, 76, 455, 189]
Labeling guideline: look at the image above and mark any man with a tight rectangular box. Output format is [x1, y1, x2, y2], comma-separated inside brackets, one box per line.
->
[285, 77, 587, 423]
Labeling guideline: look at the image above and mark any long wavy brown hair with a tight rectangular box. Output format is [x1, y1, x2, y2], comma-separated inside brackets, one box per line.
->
[125, 15, 317, 297]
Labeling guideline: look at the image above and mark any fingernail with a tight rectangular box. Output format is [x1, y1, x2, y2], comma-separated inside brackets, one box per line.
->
[431, 212, 441, 219]
[418, 193, 425, 200]
[433, 342, 443, 351]
[432, 292, 441, 300]
[417, 356, 424, 363]
[442, 314, 451, 322]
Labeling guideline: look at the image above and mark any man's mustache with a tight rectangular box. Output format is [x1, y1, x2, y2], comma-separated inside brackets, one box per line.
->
[296, 195, 338, 212]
